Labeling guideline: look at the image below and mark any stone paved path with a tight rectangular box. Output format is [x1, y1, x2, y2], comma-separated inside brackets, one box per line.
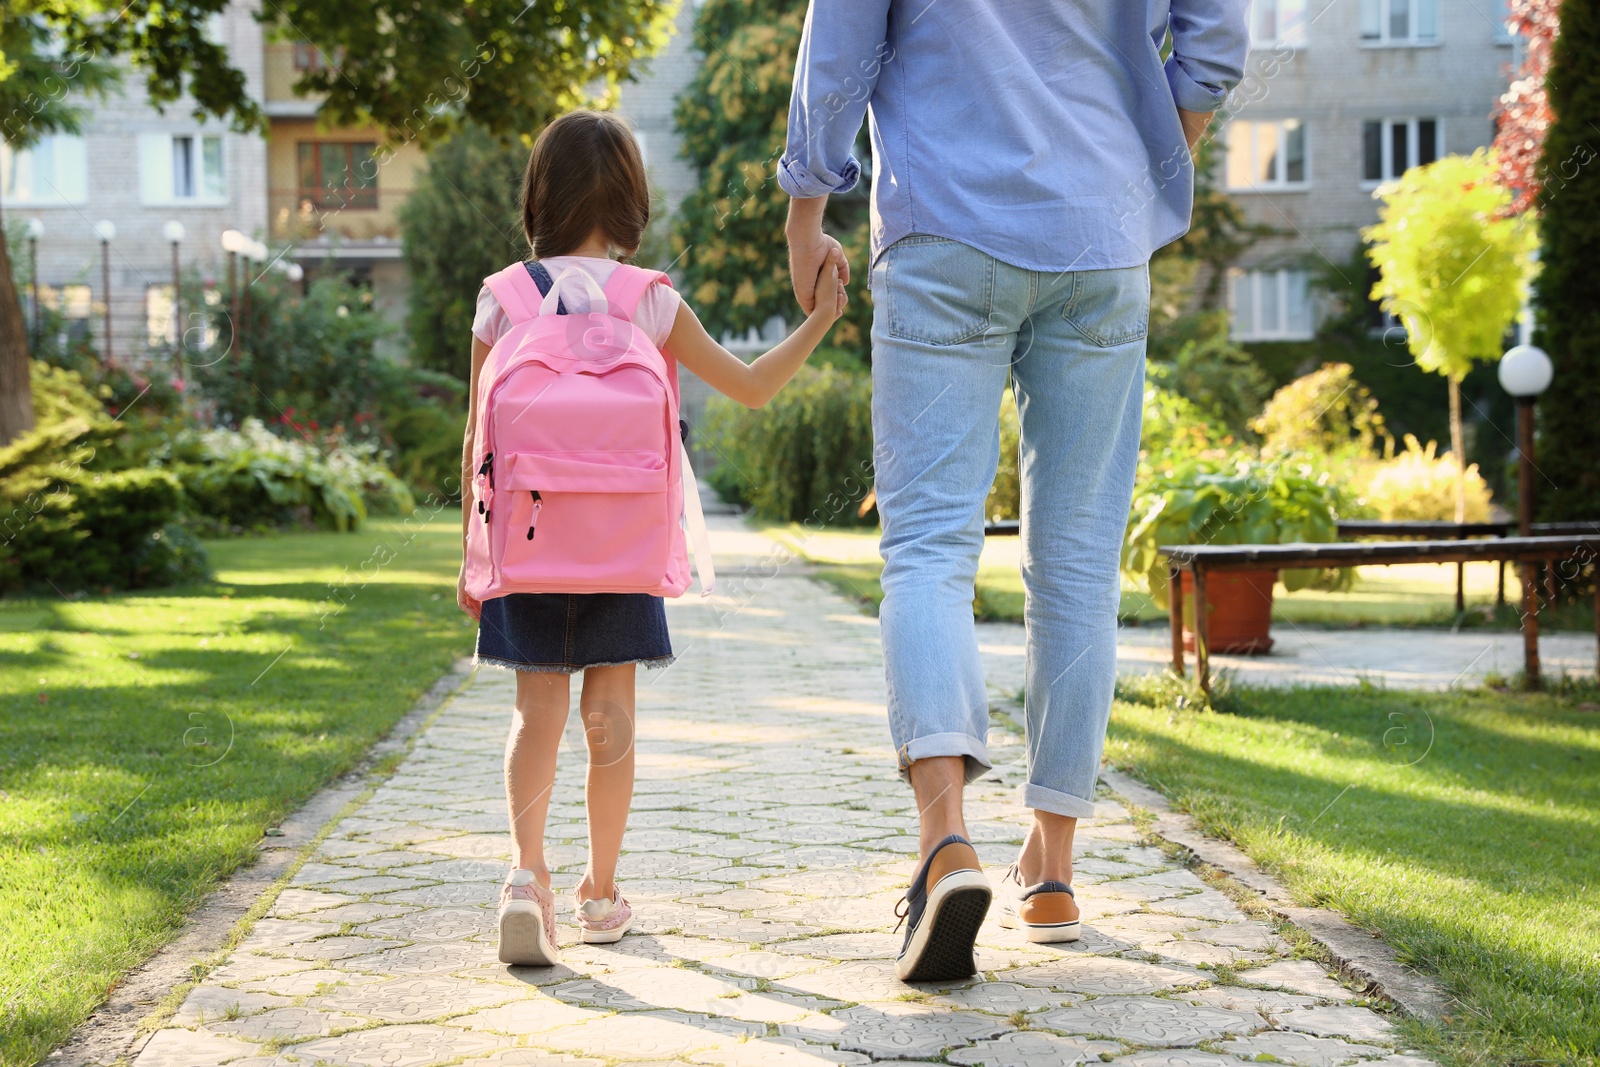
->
[134, 520, 1439, 1067]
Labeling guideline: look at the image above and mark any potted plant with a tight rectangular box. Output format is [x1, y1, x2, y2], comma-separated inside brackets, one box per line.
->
[1123, 453, 1352, 654]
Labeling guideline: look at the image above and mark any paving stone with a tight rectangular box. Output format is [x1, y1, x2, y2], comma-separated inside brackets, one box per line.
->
[784, 960, 975, 1003]
[1220, 1031, 1389, 1066]
[923, 980, 1071, 1015]
[691, 1038, 872, 1066]
[1035, 996, 1260, 1046]
[1276, 1004, 1400, 1043]
[170, 985, 295, 1026]
[947, 1031, 1127, 1066]
[269, 888, 358, 916]
[455, 1052, 605, 1067]
[1111, 1052, 1253, 1067]
[360, 906, 494, 942]
[273, 935, 406, 961]
[1239, 960, 1357, 1000]
[451, 997, 609, 1034]
[999, 957, 1208, 995]
[288, 1023, 510, 1066]
[320, 976, 521, 1021]
[784, 1004, 1011, 1059]
[132, 1029, 258, 1066]
[1182, 986, 1319, 1014]
[202, 1005, 360, 1042]
[414, 833, 513, 859]
[533, 1011, 761, 1057]
[237, 967, 385, 996]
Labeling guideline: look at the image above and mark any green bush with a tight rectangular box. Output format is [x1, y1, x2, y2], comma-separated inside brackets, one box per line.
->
[703, 363, 875, 524]
[1253, 362, 1392, 461]
[986, 390, 1021, 522]
[170, 418, 413, 534]
[0, 420, 202, 593]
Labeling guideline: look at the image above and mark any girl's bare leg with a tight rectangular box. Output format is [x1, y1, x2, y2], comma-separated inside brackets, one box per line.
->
[573, 663, 636, 902]
[505, 670, 572, 888]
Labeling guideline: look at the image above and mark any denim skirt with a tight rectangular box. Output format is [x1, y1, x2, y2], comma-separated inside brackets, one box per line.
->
[476, 593, 673, 674]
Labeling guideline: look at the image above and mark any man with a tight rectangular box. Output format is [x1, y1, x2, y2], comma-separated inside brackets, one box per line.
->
[778, 1, 1249, 981]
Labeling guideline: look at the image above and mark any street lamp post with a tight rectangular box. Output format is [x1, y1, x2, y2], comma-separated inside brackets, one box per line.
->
[93, 220, 116, 361]
[220, 230, 247, 352]
[1499, 343, 1555, 691]
[164, 221, 186, 377]
[25, 218, 43, 348]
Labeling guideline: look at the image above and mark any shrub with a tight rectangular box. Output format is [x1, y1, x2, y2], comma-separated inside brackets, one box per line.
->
[0, 420, 201, 592]
[1147, 320, 1273, 436]
[171, 418, 413, 534]
[1123, 452, 1354, 608]
[1253, 362, 1392, 461]
[1358, 435, 1493, 522]
[986, 390, 1021, 522]
[702, 363, 875, 524]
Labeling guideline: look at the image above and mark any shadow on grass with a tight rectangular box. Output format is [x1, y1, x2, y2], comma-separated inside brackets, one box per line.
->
[1109, 682, 1600, 1066]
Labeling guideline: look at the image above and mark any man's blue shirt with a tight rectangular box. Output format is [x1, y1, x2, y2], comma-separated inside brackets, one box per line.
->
[778, 0, 1251, 272]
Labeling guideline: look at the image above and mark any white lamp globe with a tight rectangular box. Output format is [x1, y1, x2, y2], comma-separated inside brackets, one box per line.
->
[93, 219, 116, 243]
[25, 218, 44, 240]
[220, 229, 247, 254]
[164, 220, 186, 243]
[285, 264, 305, 282]
[1499, 344, 1554, 398]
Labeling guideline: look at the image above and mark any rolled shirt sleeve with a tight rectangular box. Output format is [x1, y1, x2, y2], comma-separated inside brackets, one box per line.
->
[1165, 0, 1251, 113]
[777, 0, 892, 199]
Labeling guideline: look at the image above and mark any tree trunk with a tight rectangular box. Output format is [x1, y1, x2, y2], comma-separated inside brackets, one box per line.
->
[1448, 375, 1466, 523]
[0, 210, 37, 447]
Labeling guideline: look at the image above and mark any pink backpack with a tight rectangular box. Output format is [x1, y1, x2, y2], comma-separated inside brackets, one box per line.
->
[463, 261, 714, 600]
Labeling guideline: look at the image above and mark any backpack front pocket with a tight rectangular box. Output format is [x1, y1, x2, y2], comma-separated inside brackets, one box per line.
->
[494, 451, 671, 591]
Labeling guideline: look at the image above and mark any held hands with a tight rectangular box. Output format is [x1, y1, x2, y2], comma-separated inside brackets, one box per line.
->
[808, 250, 848, 324]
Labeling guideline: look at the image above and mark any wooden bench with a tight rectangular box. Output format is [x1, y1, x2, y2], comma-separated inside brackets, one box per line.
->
[1160, 536, 1600, 693]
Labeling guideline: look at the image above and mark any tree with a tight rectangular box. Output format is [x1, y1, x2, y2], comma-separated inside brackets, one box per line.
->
[1537, 0, 1600, 519]
[0, 1, 675, 446]
[399, 125, 529, 379]
[0, 12, 120, 446]
[672, 0, 873, 351]
[1364, 150, 1538, 520]
[273, 0, 674, 147]
[1492, 0, 1562, 216]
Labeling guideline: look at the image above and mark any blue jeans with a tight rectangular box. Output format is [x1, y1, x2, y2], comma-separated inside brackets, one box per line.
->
[870, 235, 1149, 819]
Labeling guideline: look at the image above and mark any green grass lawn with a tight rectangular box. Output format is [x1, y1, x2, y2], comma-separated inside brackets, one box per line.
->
[775, 524, 1596, 630]
[1106, 677, 1600, 1067]
[0, 516, 473, 1067]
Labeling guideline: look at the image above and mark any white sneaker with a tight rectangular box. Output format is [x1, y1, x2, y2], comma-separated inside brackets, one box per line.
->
[575, 885, 634, 944]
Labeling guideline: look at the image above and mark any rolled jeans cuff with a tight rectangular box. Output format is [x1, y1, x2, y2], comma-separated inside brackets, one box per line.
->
[1021, 780, 1097, 819]
[896, 731, 992, 785]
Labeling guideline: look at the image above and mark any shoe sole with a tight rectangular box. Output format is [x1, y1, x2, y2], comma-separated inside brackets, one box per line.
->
[999, 908, 1082, 943]
[498, 901, 558, 966]
[896, 869, 992, 982]
[579, 914, 633, 944]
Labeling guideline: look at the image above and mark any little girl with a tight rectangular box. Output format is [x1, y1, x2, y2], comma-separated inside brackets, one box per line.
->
[457, 109, 846, 965]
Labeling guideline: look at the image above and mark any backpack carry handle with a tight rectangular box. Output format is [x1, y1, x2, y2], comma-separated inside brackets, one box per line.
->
[540, 266, 609, 317]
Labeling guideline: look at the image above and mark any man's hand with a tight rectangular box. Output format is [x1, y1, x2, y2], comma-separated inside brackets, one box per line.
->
[1178, 108, 1212, 156]
[786, 195, 851, 315]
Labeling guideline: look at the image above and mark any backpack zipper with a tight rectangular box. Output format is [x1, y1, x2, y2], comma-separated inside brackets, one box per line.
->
[477, 453, 495, 523]
[526, 492, 542, 540]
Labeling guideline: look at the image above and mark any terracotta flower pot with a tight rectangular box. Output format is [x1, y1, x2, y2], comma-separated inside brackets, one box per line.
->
[1180, 569, 1276, 655]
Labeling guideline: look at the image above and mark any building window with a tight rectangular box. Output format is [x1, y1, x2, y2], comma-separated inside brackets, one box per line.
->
[1226, 119, 1309, 190]
[139, 133, 227, 204]
[1362, 118, 1440, 184]
[1251, 0, 1308, 47]
[297, 142, 378, 211]
[34, 284, 94, 347]
[293, 41, 340, 71]
[1361, 0, 1439, 45]
[0, 135, 89, 205]
[1231, 269, 1316, 341]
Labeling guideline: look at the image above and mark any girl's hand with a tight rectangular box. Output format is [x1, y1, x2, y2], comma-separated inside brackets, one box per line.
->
[808, 252, 848, 325]
[457, 567, 482, 621]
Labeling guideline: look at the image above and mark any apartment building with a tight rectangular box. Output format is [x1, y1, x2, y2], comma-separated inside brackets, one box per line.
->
[2, 4, 269, 366]
[1222, 0, 1517, 342]
[3, 1, 703, 367]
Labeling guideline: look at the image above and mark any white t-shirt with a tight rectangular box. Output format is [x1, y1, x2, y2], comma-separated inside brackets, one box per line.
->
[472, 256, 682, 350]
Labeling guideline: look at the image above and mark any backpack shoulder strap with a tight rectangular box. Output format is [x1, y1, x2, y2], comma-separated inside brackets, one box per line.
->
[483, 262, 550, 325]
[602, 265, 671, 324]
